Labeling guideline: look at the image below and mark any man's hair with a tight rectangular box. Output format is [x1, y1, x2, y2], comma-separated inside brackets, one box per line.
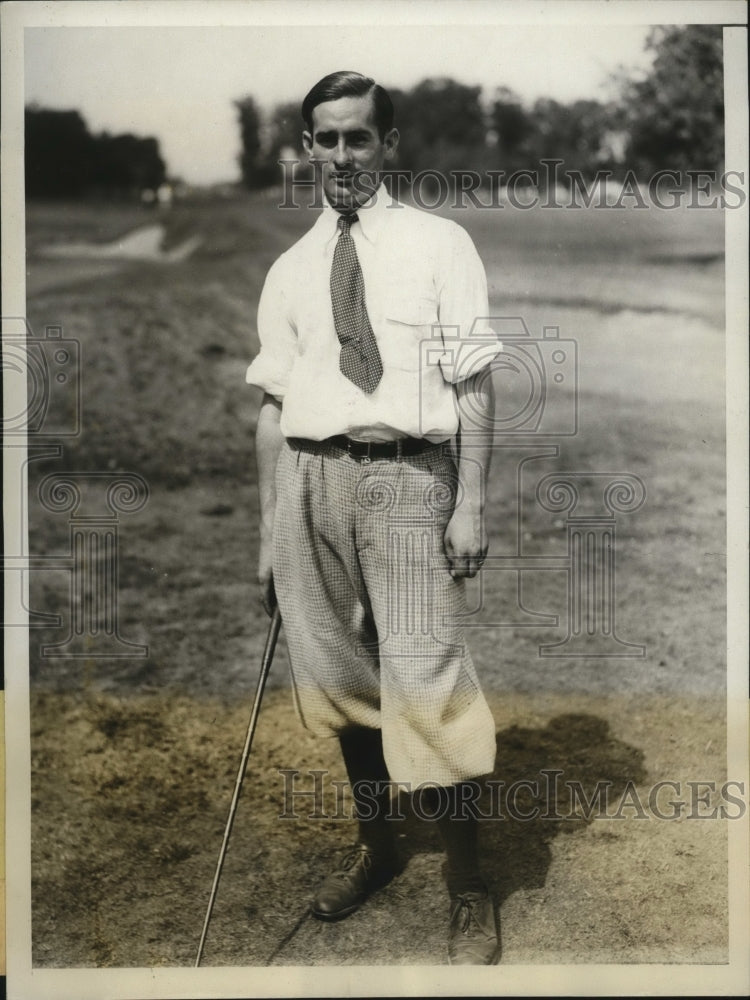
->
[301, 71, 394, 139]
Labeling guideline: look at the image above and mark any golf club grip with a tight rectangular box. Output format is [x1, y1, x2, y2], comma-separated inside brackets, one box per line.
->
[246, 604, 282, 736]
[261, 604, 282, 675]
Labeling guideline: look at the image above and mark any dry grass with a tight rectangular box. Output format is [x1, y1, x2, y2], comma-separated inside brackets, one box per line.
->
[30, 688, 727, 966]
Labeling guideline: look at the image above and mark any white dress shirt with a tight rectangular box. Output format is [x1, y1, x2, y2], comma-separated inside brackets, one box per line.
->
[245, 186, 501, 442]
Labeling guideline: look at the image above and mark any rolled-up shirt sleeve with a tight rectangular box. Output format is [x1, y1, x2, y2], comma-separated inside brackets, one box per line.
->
[436, 225, 501, 384]
[245, 257, 297, 400]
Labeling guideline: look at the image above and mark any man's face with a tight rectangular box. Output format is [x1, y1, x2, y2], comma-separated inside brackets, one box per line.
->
[302, 94, 399, 213]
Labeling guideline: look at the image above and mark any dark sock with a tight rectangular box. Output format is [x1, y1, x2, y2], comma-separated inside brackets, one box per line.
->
[338, 727, 395, 853]
[420, 783, 487, 897]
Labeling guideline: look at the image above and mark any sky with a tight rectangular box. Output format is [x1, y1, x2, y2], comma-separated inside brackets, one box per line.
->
[24, 23, 657, 186]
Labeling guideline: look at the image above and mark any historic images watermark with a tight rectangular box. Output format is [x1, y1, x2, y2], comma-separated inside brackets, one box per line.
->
[277, 159, 747, 211]
[2, 316, 149, 657]
[276, 768, 747, 822]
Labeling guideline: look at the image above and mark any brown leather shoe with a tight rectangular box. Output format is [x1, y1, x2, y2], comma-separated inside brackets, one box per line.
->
[311, 843, 400, 920]
[447, 890, 500, 965]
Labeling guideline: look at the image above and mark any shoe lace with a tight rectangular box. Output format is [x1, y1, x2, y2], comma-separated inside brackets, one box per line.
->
[339, 844, 373, 874]
[453, 892, 488, 935]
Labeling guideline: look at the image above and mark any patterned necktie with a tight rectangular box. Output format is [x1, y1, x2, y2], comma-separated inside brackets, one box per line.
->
[330, 213, 383, 394]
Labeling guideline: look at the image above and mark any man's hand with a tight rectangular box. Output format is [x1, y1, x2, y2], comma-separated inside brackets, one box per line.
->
[258, 530, 276, 616]
[443, 508, 488, 579]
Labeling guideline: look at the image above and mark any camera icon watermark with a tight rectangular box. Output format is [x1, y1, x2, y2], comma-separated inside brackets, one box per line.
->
[411, 313, 646, 658]
[2, 464, 150, 658]
[419, 316, 578, 438]
[2, 317, 81, 437]
[3, 315, 148, 657]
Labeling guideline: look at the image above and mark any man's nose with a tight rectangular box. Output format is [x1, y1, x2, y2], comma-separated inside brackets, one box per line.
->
[332, 139, 352, 167]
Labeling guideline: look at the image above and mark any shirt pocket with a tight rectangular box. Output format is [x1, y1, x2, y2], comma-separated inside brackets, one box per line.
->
[379, 295, 441, 371]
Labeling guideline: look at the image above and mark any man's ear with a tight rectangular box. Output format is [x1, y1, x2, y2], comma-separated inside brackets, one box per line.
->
[302, 131, 313, 158]
[383, 128, 399, 161]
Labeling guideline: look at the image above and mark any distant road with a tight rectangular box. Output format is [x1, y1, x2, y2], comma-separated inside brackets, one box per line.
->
[27, 222, 202, 294]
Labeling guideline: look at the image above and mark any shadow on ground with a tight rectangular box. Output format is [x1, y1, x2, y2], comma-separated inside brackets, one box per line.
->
[261, 712, 648, 966]
[396, 712, 648, 901]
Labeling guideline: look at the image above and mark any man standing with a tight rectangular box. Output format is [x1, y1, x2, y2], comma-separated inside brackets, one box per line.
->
[246, 70, 502, 965]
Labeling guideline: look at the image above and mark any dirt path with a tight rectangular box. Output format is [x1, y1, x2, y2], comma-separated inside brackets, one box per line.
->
[28, 221, 203, 294]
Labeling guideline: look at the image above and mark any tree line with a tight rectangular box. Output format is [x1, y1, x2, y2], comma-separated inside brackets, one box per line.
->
[25, 25, 723, 200]
[237, 25, 725, 190]
[25, 106, 166, 199]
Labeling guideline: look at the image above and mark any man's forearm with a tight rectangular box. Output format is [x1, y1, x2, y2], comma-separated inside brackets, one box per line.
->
[454, 372, 495, 512]
[256, 393, 285, 537]
[256, 393, 285, 614]
[443, 372, 495, 578]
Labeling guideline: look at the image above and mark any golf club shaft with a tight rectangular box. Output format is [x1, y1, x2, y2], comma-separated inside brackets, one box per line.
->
[195, 605, 282, 967]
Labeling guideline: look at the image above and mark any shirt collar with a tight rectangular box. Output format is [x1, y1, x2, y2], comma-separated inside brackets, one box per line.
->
[320, 183, 392, 248]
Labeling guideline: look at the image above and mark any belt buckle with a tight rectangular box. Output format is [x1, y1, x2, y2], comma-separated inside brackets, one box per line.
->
[347, 438, 371, 463]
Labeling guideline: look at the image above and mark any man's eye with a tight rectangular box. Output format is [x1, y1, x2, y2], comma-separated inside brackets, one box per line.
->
[316, 136, 336, 148]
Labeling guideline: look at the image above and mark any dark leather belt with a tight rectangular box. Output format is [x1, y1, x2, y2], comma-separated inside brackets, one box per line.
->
[325, 435, 433, 461]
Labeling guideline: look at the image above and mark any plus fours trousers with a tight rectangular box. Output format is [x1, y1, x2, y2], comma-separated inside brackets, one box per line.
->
[272, 438, 497, 787]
